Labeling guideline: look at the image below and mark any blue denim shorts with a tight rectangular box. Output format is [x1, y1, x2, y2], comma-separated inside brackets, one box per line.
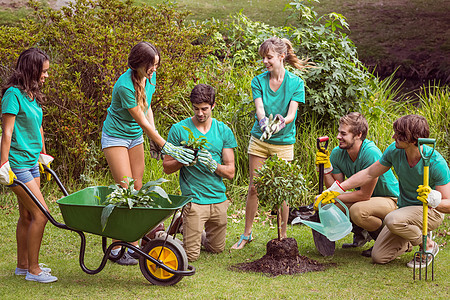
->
[101, 131, 144, 150]
[9, 163, 40, 187]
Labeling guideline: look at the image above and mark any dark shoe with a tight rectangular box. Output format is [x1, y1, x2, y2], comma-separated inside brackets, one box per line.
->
[342, 230, 371, 248]
[167, 212, 183, 235]
[361, 246, 373, 257]
[128, 250, 140, 259]
[114, 252, 138, 266]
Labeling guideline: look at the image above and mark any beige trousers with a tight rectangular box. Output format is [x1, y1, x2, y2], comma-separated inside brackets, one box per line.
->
[372, 206, 444, 264]
[182, 200, 229, 262]
[336, 196, 397, 232]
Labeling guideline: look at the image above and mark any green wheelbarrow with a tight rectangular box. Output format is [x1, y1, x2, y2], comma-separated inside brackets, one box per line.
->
[14, 165, 195, 286]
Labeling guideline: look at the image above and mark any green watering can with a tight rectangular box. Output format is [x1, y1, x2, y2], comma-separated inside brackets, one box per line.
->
[293, 198, 352, 241]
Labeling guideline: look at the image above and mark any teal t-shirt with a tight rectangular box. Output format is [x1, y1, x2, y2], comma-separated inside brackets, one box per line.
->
[1, 86, 43, 168]
[167, 118, 237, 205]
[379, 142, 450, 208]
[250, 70, 305, 145]
[330, 139, 399, 197]
[102, 69, 156, 139]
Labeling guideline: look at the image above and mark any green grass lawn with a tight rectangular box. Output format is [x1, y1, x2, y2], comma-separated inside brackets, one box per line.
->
[0, 185, 448, 299]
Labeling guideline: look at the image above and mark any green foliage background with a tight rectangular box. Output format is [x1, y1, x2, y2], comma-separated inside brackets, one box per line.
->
[0, 0, 449, 204]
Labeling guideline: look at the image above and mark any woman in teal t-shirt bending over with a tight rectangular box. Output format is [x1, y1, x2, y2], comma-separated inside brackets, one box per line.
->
[231, 37, 313, 249]
[101, 42, 194, 265]
[1, 48, 58, 283]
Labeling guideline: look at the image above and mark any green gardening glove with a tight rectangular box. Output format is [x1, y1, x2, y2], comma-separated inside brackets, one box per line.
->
[198, 149, 218, 173]
[162, 142, 195, 165]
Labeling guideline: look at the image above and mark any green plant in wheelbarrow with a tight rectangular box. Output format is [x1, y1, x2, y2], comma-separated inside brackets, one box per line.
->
[180, 126, 210, 163]
[253, 155, 308, 256]
[100, 177, 171, 230]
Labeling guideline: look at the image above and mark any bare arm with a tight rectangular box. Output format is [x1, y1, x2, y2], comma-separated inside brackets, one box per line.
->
[435, 182, 450, 214]
[214, 148, 235, 180]
[162, 154, 183, 175]
[324, 172, 344, 188]
[145, 105, 156, 130]
[1, 114, 15, 165]
[254, 97, 265, 122]
[284, 101, 299, 125]
[40, 126, 47, 154]
[128, 106, 165, 147]
[338, 178, 377, 203]
[324, 170, 376, 203]
[340, 161, 390, 191]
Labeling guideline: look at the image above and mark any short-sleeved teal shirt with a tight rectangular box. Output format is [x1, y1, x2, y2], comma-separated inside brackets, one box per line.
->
[102, 69, 156, 139]
[167, 118, 237, 205]
[250, 70, 305, 145]
[379, 142, 450, 208]
[1, 86, 43, 168]
[330, 139, 399, 197]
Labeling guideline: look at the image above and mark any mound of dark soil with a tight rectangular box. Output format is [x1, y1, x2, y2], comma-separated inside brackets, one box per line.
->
[231, 238, 330, 276]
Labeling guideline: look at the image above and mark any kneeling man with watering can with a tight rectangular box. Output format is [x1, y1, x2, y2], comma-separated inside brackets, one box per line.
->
[314, 112, 399, 257]
[316, 114, 450, 271]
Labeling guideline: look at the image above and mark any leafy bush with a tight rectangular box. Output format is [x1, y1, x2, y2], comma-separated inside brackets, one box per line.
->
[0, 0, 215, 180]
[208, 0, 372, 118]
[254, 155, 308, 239]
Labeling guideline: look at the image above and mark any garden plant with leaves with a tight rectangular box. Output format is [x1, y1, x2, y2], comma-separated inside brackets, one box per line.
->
[100, 177, 171, 230]
[180, 126, 210, 150]
[254, 155, 308, 240]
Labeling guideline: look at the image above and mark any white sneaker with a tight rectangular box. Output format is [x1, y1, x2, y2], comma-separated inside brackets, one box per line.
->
[25, 271, 58, 283]
[406, 242, 439, 268]
[15, 263, 51, 276]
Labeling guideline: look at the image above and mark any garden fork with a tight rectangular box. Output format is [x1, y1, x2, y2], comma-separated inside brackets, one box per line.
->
[413, 138, 436, 280]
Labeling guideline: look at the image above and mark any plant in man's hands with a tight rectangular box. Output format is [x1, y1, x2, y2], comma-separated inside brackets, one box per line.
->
[100, 177, 171, 230]
[180, 126, 210, 150]
[254, 155, 308, 240]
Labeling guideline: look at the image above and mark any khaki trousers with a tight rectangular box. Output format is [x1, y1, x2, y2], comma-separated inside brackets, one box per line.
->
[182, 200, 229, 262]
[372, 206, 444, 264]
[336, 196, 397, 232]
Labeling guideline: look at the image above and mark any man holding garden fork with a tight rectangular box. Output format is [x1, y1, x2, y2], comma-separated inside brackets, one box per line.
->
[316, 114, 450, 267]
[163, 84, 237, 262]
[315, 112, 399, 257]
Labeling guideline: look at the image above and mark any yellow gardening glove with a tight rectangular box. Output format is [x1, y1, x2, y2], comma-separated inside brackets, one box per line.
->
[313, 181, 345, 211]
[0, 161, 17, 185]
[315, 148, 333, 174]
[38, 153, 54, 181]
[417, 185, 441, 208]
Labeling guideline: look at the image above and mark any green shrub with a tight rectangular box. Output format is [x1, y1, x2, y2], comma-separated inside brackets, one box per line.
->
[0, 0, 215, 180]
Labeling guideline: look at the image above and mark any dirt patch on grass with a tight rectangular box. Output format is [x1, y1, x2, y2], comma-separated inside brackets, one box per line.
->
[231, 238, 331, 276]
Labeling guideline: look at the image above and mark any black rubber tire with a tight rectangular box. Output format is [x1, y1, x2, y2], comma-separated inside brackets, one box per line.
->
[139, 236, 188, 286]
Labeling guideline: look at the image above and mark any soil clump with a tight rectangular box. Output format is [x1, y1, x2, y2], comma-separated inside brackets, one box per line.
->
[231, 238, 331, 276]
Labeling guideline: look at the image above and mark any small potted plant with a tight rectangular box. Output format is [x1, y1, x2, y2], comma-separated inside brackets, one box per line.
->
[180, 126, 210, 163]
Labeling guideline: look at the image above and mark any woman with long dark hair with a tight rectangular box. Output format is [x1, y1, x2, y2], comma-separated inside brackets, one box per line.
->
[1, 48, 57, 282]
[101, 41, 194, 265]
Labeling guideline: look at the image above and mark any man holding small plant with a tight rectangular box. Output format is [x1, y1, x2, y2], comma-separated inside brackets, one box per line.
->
[163, 84, 237, 262]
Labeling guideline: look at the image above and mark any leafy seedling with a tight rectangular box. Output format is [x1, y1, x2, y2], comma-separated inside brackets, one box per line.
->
[180, 126, 210, 151]
[99, 177, 171, 230]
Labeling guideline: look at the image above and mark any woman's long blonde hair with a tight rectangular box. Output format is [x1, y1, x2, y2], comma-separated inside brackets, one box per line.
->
[258, 37, 314, 70]
[127, 41, 160, 111]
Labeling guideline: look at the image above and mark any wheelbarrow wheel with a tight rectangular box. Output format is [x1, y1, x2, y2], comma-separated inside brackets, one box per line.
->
[139, 236, 188, 286]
